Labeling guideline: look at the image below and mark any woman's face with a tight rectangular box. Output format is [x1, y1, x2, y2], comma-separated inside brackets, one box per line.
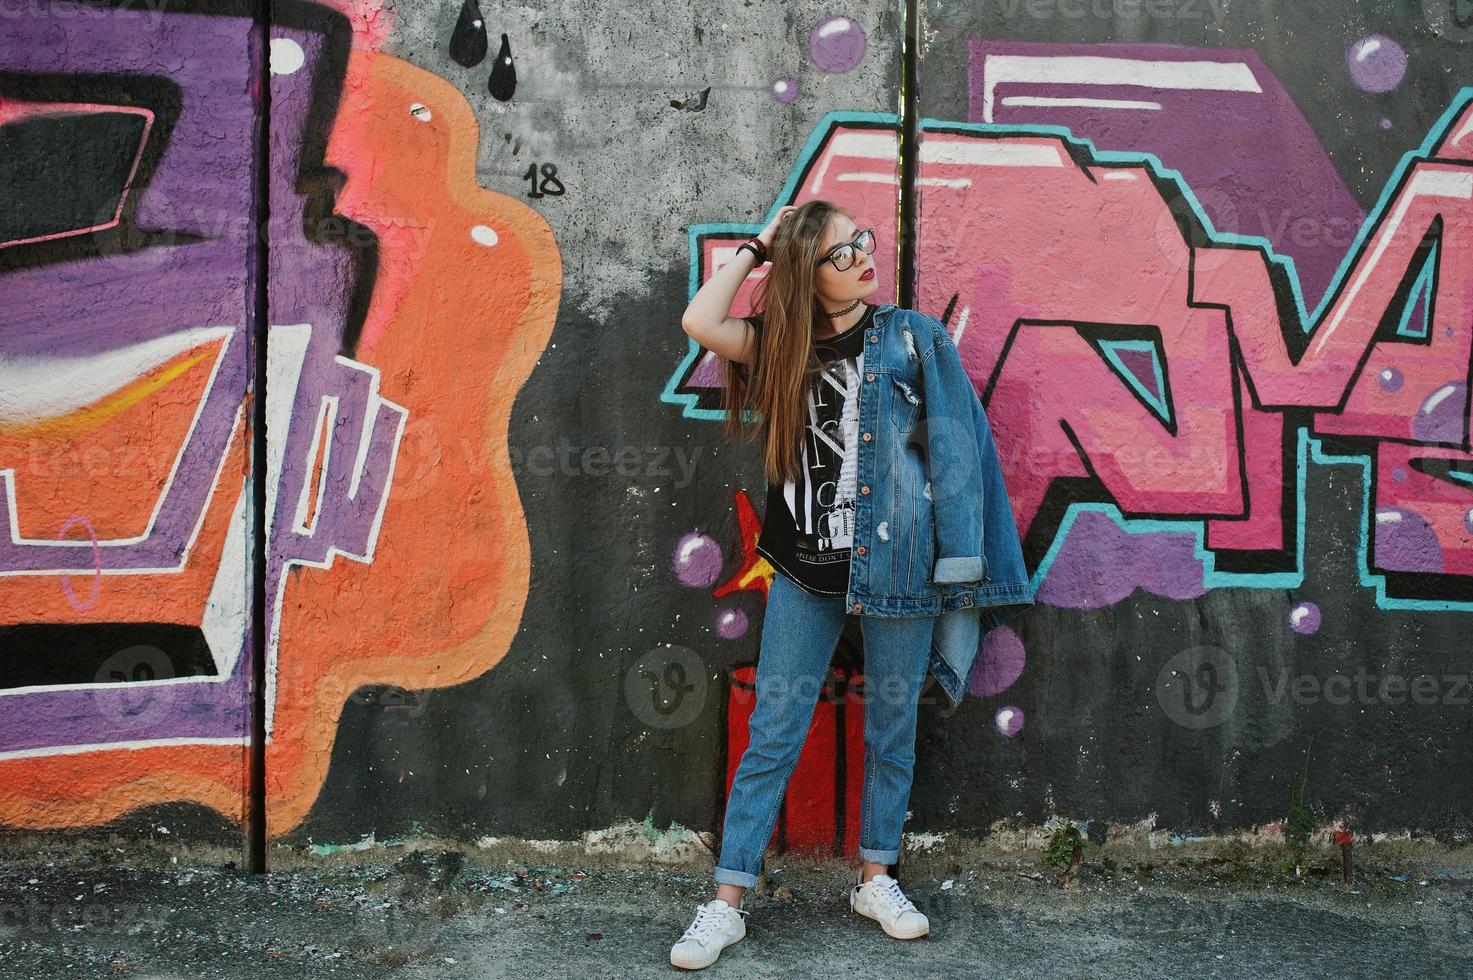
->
[813, 213, 879, 306]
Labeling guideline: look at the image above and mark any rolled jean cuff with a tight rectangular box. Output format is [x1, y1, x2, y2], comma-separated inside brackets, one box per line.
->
[859, 845, 900, 864]
[714, 866, 758, 888]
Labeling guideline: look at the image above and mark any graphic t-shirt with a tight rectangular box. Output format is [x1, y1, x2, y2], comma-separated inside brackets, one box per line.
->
[746, 304, 875, 596]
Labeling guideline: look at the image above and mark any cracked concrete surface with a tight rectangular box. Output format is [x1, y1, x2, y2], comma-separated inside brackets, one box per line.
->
[1, 834, 1470, 978]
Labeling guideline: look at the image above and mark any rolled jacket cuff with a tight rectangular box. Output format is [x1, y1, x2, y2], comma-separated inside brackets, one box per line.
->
[933, 555, 986, 583]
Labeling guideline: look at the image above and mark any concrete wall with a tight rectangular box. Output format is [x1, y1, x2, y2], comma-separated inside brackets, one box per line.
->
[0, 0, 1469, 864]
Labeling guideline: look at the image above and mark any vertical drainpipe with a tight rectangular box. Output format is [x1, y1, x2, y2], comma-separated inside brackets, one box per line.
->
[248, 0, 272, 875]
[889, 0, 921, 884]
[897, 0, 920, 310]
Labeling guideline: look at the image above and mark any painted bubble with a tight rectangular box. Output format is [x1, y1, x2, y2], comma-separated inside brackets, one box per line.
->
[1288, 601, 1321, 635]
[715, 607, 748, 640]
[995, 705, 1024, 737]
[673, 532, 723, 587]
[771, 75, 799, 103]
[1377, 366, 1402, 392]
[1373, 508, 1444, 573]
[968, 626, 1025, 698]
[1392, 467, 1407, 483]
[810, 16, 866, 72]
[1347, 34, 1407, 93]
[1412, 381, 1467, 444]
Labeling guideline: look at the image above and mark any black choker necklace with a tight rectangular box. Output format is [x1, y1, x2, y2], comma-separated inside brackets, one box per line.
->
[824, 299, 864, 318]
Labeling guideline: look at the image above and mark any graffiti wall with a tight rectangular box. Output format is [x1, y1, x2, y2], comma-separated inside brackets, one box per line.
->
[905, 7, 1473, 839]
[0, 0, 1469, 862]
[0, 0, 262, 841]
[0, 0, 561, 853]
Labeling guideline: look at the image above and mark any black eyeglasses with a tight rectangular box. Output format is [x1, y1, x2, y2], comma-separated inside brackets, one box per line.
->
[815, 228, 877, 272]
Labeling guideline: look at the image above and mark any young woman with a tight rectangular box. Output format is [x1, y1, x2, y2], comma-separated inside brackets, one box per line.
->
[672, 200, 936, 969]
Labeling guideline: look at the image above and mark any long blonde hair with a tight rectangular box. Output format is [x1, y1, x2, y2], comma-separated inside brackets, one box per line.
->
[721, 200, 853, 486]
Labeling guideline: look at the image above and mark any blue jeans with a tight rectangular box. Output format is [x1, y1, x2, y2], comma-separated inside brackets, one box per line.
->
[714, 571, 936, 888]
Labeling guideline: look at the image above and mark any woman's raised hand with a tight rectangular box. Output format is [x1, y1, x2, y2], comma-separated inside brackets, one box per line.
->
[757, 204, 800, 249]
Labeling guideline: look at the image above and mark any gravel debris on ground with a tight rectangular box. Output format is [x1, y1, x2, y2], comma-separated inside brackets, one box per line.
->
[1, 835, 1470, 978]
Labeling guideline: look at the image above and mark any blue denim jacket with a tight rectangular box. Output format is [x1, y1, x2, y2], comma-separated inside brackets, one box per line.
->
[841, 304, 1035, 705]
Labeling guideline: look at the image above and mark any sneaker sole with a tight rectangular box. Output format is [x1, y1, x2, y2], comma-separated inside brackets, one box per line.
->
[850, 894, 929, 940]
[670, 929, 745, 969]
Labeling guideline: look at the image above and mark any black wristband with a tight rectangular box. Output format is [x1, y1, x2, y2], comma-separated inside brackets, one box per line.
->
[737, 239, 767, 265]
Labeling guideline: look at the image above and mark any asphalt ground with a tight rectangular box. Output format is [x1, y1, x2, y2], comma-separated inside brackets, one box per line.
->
[1, 837, 1470, 979]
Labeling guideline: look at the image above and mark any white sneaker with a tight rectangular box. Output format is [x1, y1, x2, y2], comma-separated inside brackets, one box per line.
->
[670, 898, 748, 969]
[850, 869, 929, 939]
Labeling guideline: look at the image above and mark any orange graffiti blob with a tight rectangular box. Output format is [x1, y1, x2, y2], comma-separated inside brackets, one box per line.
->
[264, 50, 560, 837]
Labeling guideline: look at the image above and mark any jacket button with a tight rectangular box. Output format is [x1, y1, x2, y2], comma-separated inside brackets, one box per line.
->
[852, 603, 863, 613]
[856, 545, 865, 555]
[862, 432, 871, 441]
[865, 372, 874, 382]
[860, 485, 870, 494]
[962, 595, 972, 606]
[868, 334, 877, 343]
